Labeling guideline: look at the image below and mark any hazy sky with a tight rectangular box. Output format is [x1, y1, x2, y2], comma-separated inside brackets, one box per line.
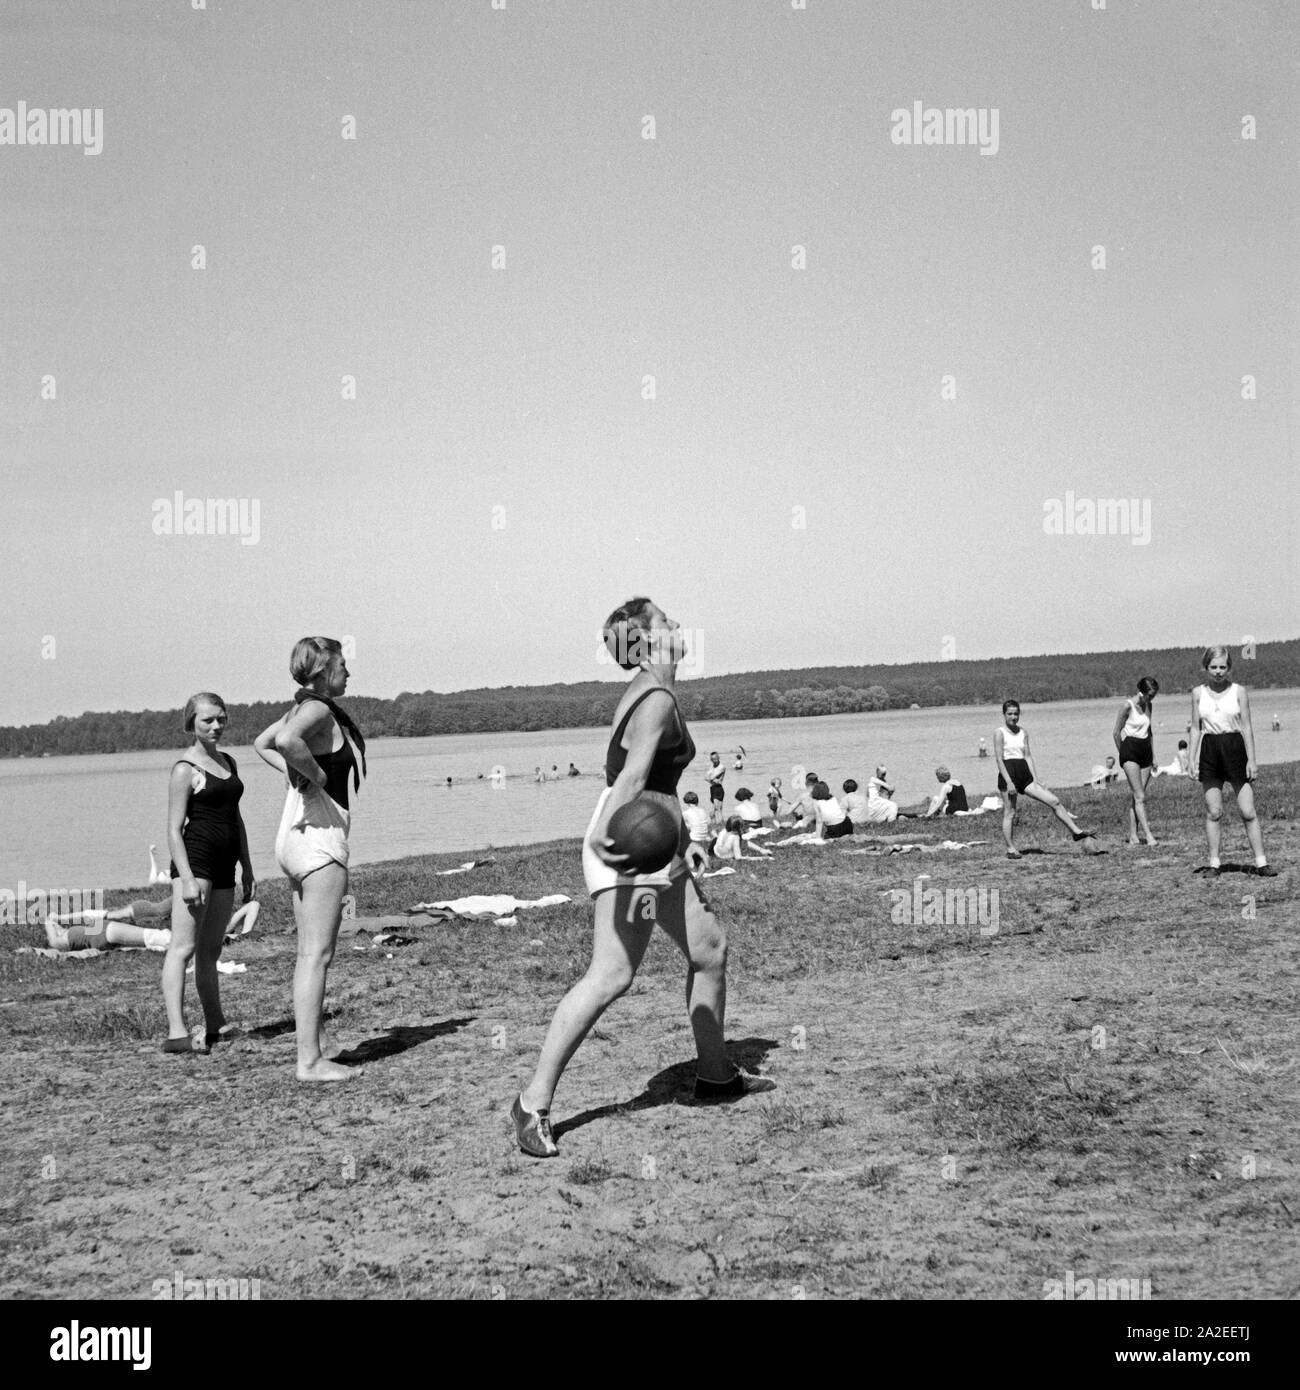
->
[3, 0, 1296, 725]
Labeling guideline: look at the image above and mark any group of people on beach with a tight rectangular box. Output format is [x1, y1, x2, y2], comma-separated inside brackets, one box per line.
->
[67, 607, 1278, 1163]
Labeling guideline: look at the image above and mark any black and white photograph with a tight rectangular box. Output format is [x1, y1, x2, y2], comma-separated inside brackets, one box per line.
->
[1, 0, 1296, 1338]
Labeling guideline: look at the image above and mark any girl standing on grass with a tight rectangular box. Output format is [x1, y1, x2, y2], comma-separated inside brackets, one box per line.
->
[161, 693, 254, 1054]
[1113, 676, 1160, 846]
[995, 699, 1097, 859]
[255, 637, 367, 1082]
[511, 598, 775, 1159]
[1189, 647, 1276, 878]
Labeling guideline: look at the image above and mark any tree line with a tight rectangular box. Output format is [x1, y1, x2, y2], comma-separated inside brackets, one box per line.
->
[4, 640, 1297, 758]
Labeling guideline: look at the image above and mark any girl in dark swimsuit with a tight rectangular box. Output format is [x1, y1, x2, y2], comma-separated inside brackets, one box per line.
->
[254, 638, 366, 1082]
[161, 693, 254, 1053]
[512, 598, 775, 1158]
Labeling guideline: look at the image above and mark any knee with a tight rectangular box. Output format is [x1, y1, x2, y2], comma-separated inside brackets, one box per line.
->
[588, 963, 635, 1004]
[1205, 805, 1222, 823]
[298, 941, 336, 968]
[692, 920, 729, 974]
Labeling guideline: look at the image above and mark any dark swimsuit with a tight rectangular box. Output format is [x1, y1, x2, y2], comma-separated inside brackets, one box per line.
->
[170, 755, 243, 889]
[316, 740, 356, 809]
[605, 687, 696, 791]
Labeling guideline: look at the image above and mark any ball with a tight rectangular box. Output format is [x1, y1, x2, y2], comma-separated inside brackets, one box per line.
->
[606, 796, 680, 874]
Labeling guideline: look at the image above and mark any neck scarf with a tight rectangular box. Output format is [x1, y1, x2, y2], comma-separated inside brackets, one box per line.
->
[294, 688, 367, 792]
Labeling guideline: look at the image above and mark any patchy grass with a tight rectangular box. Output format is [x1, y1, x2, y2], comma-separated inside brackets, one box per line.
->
[1, 767, 1297, 1298]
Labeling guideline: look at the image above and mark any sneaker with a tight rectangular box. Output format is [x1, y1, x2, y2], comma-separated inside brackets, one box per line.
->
[1250, 864, 1278, 878]
[693, 1068, 778, 1103]
[511, 1094, 558, 1158]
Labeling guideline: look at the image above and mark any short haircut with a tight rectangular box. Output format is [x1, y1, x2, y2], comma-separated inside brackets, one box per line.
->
[1178, 740, 1188, 749]
[724, 816, 743, 833]
[1002, 699, 1020, 715]
[805, 772, 819, 785]
[683, 791, 699, 804]
[842, 778, 858, 793]
[811, 781, 830, 800]
[1200, 646, 1232, 672]
[735, 787, 752, 801]
[1137, 676, 1159, 699]
[602, 598, 655, 671]
[935, 766, 950, 781]
[290, 636, 343, 687]
[183, 692, 226, 733]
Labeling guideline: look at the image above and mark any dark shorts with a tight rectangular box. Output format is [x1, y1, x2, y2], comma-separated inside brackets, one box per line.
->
[1119, 736, 1153, 769]
[708, 782, 725, 803]
[1198, 731, 1249, 786]
[171, 832, 239, 889]
[823, 818, 853, 839]
[997, 760, 1033, 795]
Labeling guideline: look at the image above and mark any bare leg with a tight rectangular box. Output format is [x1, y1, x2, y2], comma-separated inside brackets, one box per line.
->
[162, 879, 208, 1040]
[1122, 762, 1156, 844]
[292, 863, 354, 1082]
[519, 885, 655, 1113]
[1233, 781, 1268, 864]
[194, 887, 234, 1035]
[654, 874, 731, 1082]
[1203, 785, 1223, 865]
[1025, 783, 1084, 837]
[1001, 792, 1018, 852]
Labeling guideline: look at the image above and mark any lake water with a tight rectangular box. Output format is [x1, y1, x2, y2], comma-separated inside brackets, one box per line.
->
[3, 690, 1298, 892]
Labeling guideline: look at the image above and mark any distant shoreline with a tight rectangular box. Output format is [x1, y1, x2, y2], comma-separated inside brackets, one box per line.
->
[5, 640, 1298, 759]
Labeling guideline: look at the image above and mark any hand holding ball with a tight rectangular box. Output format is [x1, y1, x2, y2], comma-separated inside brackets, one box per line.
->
[605, 797, 679, 874]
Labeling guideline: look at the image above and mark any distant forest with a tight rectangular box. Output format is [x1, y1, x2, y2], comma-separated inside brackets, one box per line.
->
[5, 640, 1298, 758]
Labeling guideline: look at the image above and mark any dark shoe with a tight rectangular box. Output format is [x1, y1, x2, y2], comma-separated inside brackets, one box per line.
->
[1072, 829, 1097, 842]
[1250, 864, 1278, 878]
[512, 1094, 558, 1158]
[693, 1068, 778, 1103]
[1193, 865, 1221, 877]
[161, 1035, 208, 1055]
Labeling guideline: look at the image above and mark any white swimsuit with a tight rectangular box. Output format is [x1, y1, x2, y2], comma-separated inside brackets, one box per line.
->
[274, 783, 350, 882]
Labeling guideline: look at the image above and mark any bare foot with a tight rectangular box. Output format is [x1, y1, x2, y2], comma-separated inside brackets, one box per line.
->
[297, 1059, 358, 1083]
[1127, 837, 1140, 846]
[1145, 838, 1158, 847]
[318, 1032, 343, 1060]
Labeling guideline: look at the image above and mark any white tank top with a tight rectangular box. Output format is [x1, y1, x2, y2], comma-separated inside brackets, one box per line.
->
[1122, 700, 1151, 739]
[1197, 683, 1242, 735]
[1000, 726, 1027, 759]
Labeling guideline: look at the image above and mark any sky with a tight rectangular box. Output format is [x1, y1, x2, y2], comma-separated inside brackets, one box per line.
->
[2, 0, 1296, 726]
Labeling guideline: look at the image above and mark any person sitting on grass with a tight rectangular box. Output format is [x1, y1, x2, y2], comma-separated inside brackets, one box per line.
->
[681, 790, 714, 850]
[841, 779, 869, 827]
[811, 782, 853, 839]
[713, 816, 773, 861]
[1088, 755, 1121, 788]
[732, 787, 765, 830]
[924, 767, 969, 817]
[787, 772, 820, 829]
[1152, 740, 1191, 778]
[995, 699, 1097, 859]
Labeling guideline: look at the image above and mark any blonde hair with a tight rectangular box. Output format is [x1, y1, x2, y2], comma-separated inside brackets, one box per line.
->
[290, 636, 343, 687]
[1200, 645, 1232, 672]
[183, 692, 226, 733]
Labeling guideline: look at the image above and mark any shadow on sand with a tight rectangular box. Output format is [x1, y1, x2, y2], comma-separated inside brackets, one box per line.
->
[554, 1036, 780, 1139]
[335, 1017, 475, 1065]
